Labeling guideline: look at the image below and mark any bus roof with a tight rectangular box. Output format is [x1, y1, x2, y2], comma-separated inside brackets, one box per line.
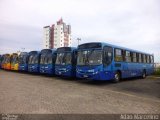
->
[4, 54, 10, 56]
[41, 49, 56, 54]
[11, 53, 18, 56]
[78, 42, 152, 55]
[56, 47, 77, 52]
[29, 51, 40, 55]
[19, 52, 28, 56]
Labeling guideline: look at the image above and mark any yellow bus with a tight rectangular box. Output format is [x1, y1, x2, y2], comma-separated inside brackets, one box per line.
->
[10, 53, 19, 70]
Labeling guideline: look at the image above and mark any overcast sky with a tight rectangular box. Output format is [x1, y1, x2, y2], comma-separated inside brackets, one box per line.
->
[0, 0, 160, 62]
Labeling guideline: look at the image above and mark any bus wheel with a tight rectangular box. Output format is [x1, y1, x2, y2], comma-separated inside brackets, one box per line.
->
[113, 72, 121, 83]
[142, 70, 146, 79]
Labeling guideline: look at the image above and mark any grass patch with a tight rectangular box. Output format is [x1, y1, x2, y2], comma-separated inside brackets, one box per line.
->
[154, 68, 160, 76]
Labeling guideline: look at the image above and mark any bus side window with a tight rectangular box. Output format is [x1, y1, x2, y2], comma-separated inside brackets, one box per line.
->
[125, 51, 131, 62]
[142, 54, 146, 63]
[150, 55, 154, 63]
[103, 46, 113, 65]
[114, 48, 123, 62]
[132, 52, 137, 62]
[138, 53, 142, 63]
[147, 55, 150, 63]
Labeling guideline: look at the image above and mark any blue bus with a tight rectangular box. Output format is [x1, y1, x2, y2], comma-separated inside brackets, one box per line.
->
[28, 51, 41, 73]
[0, 55, 5, 69]
[40, 49, 56, 75]
[76, 42, 154, 82]
[55, 47, 77, 77]
[18, 52, 29, 71]
[0, 55, 2, 68]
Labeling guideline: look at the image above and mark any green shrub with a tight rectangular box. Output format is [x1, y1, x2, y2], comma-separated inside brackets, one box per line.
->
[154, 68, 160, 75]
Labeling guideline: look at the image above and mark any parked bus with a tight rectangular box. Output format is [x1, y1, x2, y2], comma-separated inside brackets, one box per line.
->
[0, 55, 2, 68]
[18, 52, 29, 71]
[76, 42, 154, 82]
[10, 53, 19, 70]
[3, 54, 11, 70]
[1, 54, 6, 69]
[40, 49, 56, 75]
[28, 51, 41, 73]
[55, 47, 77, 77]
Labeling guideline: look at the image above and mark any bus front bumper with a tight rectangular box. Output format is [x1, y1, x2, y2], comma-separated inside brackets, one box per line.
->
[76, 71, 114, 81]
[40, 68, 53, 74]
[28, 66, 39, 73]
[55, 70, 72, 77]
[19, 65, 28, 71]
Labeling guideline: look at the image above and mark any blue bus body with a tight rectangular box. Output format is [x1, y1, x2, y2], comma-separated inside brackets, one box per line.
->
[18, 52, 29, 71]
[39, 49, 56, 75]
[55, 47, 77, 77]
[0, 55, 2, 68]
[0, 55, 4, 69]
[76, 42, 154, 82]
[28, 51, 41, 73]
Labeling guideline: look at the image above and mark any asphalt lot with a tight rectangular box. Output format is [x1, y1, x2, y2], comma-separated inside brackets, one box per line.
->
[0, 70, 160, 114]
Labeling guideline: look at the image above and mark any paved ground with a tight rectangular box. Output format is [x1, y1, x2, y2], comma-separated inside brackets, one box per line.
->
[0, 70, 160, 114]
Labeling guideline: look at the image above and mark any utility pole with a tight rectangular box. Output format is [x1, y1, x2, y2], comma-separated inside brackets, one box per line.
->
[77, 38, 81, 45]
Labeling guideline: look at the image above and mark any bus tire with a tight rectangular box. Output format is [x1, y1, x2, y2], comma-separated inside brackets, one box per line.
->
[142, 70, 146, 79]
[113, 72, 121, 83]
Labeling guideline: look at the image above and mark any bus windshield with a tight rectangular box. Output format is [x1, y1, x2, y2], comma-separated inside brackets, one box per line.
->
[2, 57, 6, 64]
[6, 56, 10, 63]
[55, 52, 71, 65]
[28, 54, 39, 64]
[77, 50, 102, 66]
[40, 53, 52, 64]
[12, 56, 18, 64]
[19, 55, 27, 64]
